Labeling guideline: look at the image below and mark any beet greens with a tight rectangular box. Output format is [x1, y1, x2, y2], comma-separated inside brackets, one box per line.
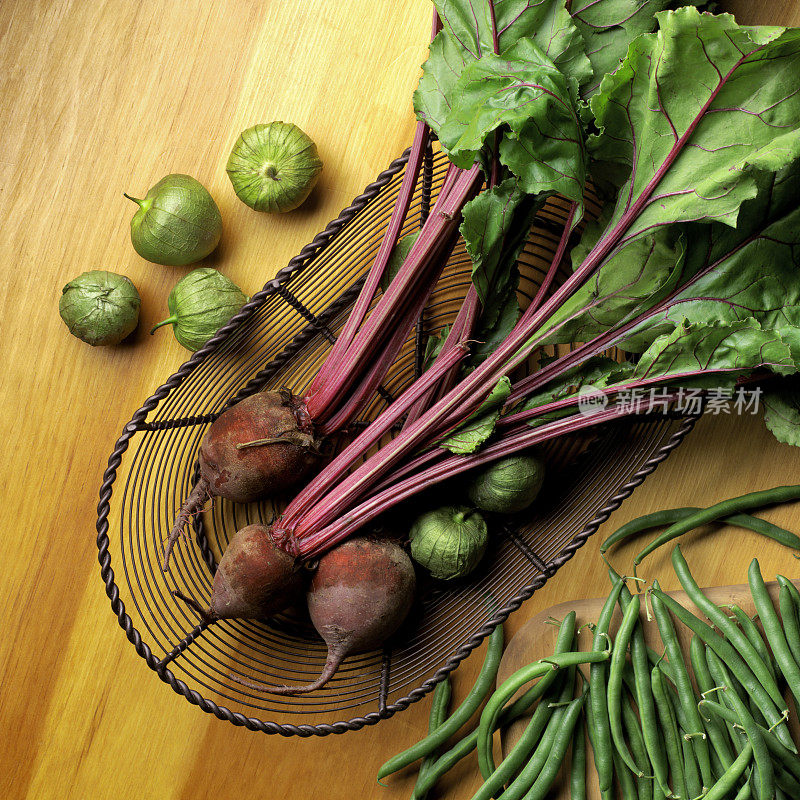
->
[267, 3, 800, 561]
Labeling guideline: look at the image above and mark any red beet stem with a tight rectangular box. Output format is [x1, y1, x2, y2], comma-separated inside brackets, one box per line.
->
[290, 204, 601, 541]
[304, 163, 483, 425]
[318, 225, 465, 434]
[298, 392, 680, 558]
[307, 122, 430, 403]
[306, 7, 441, 396]
[163, 478, 210, 571]
[280, 344, 467, 530]
[402, 284, 480, 429]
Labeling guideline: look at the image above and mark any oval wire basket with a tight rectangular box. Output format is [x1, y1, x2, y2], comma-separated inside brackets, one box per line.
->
[96, 145, 699, 736]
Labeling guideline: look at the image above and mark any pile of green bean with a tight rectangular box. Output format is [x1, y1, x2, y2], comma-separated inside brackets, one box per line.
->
[378, 486, 800, 799]
[377, 612, 610, 800]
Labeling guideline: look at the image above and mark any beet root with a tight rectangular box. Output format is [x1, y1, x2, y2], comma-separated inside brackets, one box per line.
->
[173, 524, 306, 623]
[163, 390, 319, 570]
[233, 536, 416, 695]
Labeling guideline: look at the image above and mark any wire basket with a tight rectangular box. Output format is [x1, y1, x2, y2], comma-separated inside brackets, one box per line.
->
[95, 146, 699, 736]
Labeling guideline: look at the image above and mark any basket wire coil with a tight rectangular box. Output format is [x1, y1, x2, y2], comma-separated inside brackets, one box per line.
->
[95, 147, 699, 736]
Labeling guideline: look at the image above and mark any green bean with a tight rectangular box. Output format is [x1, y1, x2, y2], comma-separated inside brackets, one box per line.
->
[476, 647, 610, 781]
[503, 612, 577, 719]
[778, 574, 800, 610]
[475, 617, 565, 780]
[378, 624, 504, 781]
[471, 659, 573, 800]
[608, 593, 644, 777]
[600, 507, 700, 553]
[770, 586, 800, 728]
[647, 647, 676, 684]
[748, 559, 800, 710]
[671, 545, 785, 711]
[699, 701, 800, 782]
[409, 719, 499, 799]
[706, 648, 774, 800]
[652, 664, 687, 800]
[611, 566, 669, 795]
[586, 696, 617, 800]
[735, 770, 754, 800]
[612, 748, 640, 800]
[662, 671, 694, 737]
[690, 636, 737, 775]
[725, 513, 800, 547]
[708, 744, 727, 782]
[681, 732, 703, 800]
[728, 605, 777, 684]
[495, 670, 577, 800]
[621, 660, 638, 699]
[703, 742, 753, 800]
[601, 506, 800, 556]
[590, 576, 626, 794]
[621, 690, 654, 800]
[570, 716, 587, 800]
[522, 690, 587, 800]
[707, 676, 760, 766]
[412, 613, 577, 799]
[775, 765, 800, 797]
[633, 485, 800, 568]
[747, 694, 772, 734]
[650, 581, 714, 792]
[776, 577, 800, 666]
[412, 677, 451, 799]
[648, 587, 795, 752]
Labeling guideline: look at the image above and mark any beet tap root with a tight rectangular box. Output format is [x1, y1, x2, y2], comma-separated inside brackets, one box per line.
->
[232, 536, 416, 695]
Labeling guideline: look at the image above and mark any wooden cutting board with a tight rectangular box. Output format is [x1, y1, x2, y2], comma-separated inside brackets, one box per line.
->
[496, 578, 800, 799]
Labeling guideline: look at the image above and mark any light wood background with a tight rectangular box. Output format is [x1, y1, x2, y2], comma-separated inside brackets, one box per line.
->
[1, 2, 799, 799]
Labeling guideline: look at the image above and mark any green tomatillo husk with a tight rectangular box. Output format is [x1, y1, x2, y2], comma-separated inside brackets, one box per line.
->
[151, 267, 248, 351]
[59, 270, 141, 346]
[226, 122, 323, 213]
[125, 174, 222, 266]
[466, 453, 545, 514]
[409, 505, 488, 580]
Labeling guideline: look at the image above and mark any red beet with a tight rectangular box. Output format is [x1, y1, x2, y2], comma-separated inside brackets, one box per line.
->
[234, 536, 416, 694]
[163, 390, 319, 570]
[174, 523, 305, 623]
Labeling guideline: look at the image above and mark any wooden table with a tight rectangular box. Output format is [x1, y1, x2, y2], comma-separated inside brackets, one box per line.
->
[2, 1, 799, 798]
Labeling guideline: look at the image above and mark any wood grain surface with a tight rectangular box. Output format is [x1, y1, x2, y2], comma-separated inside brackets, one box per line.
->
[1, 1, 799, 799]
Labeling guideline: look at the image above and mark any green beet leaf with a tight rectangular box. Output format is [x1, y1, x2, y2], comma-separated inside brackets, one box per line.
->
[571, 0, 708, 99]
[461, 178, 541, 310]
[540, 228, 686, 347]
[620, 164, 800, 356]
[414, 0, 591, 140]
[632, 320, 796, 384]
[441, 376, 511, 454]
[763, 378, 800, 448]
[437, 40, 586, 208]
[422, 327, 449, 372]
[471, 289, 519, 367]
[521, 357, 634, 427]
[541, 160, 800, 355]
[587, 8, 800, 253]
[460, 177, 541, 364]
